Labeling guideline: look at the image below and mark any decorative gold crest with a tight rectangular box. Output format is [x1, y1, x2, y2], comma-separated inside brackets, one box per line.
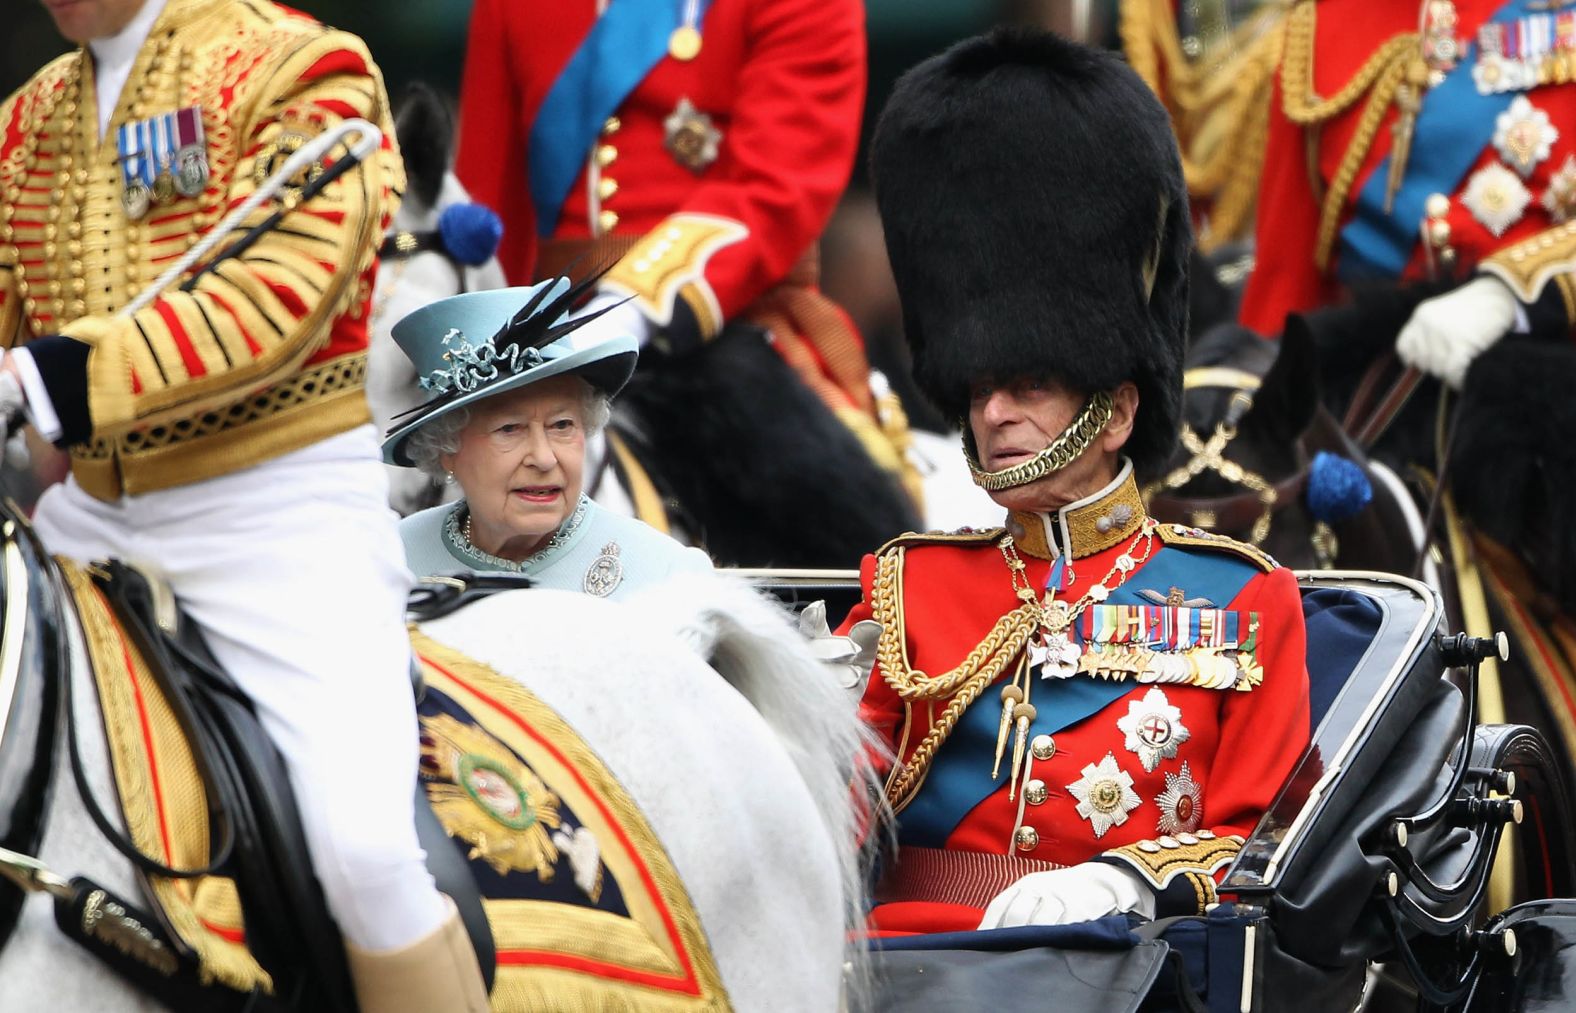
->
[251, 130, 322, 208]
[421, 713, 564, 879]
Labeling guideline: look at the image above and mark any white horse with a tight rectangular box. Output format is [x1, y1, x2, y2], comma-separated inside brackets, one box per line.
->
[0, 568, 877, 1012]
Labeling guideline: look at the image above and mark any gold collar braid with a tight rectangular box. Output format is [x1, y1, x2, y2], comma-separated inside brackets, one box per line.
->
[872, 541, 1042, 808]
[965, 392, 1115, 492]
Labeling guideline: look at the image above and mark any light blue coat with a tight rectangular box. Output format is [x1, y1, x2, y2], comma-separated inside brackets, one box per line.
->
[400, 496, 712, 600]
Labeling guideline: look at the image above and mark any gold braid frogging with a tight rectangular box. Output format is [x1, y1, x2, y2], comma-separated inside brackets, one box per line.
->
[873, 544, 1040, 808]
[1280, 0, 1419, 269]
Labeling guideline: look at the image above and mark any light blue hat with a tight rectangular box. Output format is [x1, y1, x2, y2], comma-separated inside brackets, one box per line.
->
[381, 278, 639, 467]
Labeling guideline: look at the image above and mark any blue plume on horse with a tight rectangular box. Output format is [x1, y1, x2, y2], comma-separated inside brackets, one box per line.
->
[438, 202, 504, 266]
[1306, 452, 1373, 524]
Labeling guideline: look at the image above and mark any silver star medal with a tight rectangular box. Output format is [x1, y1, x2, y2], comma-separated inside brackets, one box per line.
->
[1067, 752, 1142, 838]
[1493, 96, 1558, 179]
[663, 97, 722, 173]
[1036, 600, 1080, 679]
[1116, 687, 1191, 772]
[1155, 761, 1204, 837]
[1462, 162, 1532, 237]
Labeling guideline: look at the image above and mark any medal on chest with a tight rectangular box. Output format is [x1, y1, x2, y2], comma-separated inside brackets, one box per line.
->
[116, 107, 208, 220]
[1116, 687, 1191, 773]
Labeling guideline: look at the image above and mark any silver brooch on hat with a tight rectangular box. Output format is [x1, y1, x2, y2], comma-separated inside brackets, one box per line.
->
[419, 328, 544, 395]
[1067, 752, 1142, 838]
[1117, 687, 1191, 773]
[583, 542, 624, 598]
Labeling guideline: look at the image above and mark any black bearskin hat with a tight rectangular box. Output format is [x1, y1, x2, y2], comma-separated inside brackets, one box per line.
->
[871, 27, 1191, 475]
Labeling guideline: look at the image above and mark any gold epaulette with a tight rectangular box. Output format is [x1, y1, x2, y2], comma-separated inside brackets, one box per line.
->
[874, 526, 1005, 558]
[1156, 523, 1278, 573]
[1102, 831, 1244, 910]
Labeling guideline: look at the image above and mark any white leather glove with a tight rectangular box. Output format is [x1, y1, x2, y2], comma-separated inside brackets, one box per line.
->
[979, 862, 1155, 930]
[572, 290, 655, 350]
[1396, 275, 1518, 389]
[0, 363, 25, 458]
[796, 600, 881, 696]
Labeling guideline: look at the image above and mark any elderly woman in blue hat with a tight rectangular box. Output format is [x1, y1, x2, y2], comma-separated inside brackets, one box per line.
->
[384, 278, 711, 596]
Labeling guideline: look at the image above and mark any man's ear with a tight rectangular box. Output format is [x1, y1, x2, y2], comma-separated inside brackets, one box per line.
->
[1100, 382, 1140, 454]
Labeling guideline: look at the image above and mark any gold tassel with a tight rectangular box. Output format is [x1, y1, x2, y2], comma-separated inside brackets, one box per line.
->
[1007, 702, 1037, 801]
[992, 683, 1025, 780]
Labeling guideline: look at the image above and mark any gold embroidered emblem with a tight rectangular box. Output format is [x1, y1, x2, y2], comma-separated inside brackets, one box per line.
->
[421, 713, 564, 879]
[251, 131, 321, 208]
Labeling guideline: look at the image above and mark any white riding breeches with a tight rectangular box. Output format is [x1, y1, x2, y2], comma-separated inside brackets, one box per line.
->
[33, 425, 447, 952]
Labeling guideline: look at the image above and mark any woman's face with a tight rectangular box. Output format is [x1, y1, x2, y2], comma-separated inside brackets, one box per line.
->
[442, 374, 590, 560]
[967, 375, 1137, 513]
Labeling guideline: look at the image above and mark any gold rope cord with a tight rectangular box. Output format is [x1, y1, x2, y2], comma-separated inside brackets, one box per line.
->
[872, 546, 1039, 807]
[1120, 0, 1290, 248]
[1279, 1, 1419, 268]
[965, 392, 1114, 492]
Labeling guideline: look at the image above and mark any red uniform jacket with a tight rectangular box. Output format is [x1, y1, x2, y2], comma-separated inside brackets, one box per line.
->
[844, 480, 1310, 935]
[1240, 0, 1576, 336]
[455, 0, 864, 348]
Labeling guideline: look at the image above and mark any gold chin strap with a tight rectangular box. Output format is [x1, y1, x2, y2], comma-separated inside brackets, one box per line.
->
[965, 391, 1115, 492]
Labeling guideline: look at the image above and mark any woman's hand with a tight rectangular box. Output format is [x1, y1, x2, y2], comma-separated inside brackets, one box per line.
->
[978, 862, 1154, 930]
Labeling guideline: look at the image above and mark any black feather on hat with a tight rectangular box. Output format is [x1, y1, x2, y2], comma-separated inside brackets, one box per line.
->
[871, 27, 1191, 475]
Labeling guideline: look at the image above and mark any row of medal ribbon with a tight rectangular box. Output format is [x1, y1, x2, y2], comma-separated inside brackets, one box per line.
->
[116, 106, 210, 221]
[1070, 604, 1263, 692]
[1475, 10, 1576, 94]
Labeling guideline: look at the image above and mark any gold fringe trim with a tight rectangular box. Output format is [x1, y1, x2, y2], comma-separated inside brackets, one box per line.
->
[58, 559, 272, 994]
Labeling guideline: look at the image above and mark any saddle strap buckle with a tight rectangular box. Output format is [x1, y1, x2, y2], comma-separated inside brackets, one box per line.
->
[0, 845, 72, 899]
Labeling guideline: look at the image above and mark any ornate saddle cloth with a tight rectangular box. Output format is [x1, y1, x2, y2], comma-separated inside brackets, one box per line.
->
[412, 630, 730, 1011]
[60, 553, 729, 1011]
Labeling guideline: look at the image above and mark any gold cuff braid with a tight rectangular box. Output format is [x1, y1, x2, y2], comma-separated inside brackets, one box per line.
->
[1103, 832, 1243, 894]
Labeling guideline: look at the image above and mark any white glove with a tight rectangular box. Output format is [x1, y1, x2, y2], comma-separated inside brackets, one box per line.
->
[0, 366, 25, 456]
[1396, 275, 1519, 389]
[571, 290, 655, 350]
[796, 599, 881, 695]
[979, 862, 1155, 930]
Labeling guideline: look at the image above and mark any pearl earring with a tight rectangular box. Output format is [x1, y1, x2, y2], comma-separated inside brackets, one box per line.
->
[444, 472, 455, 485]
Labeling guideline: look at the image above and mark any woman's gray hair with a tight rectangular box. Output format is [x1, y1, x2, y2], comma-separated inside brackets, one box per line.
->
[407, 377, 613, 476]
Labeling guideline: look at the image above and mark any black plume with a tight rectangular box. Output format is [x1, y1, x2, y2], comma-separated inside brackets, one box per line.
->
[489, 266, 621, 356]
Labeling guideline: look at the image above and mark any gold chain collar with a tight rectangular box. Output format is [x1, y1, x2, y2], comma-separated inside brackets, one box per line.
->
[964, 392, 1115, 492]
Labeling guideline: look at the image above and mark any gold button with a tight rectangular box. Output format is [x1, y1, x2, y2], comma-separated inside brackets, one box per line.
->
[596, 144, 618, 168]
[1425, 193, 1450, 219]
[68, 221, 82, 239]
[1030, 734, 1056, 761]
[69, 298, 86, 317]
[603, 116, 622, 135]
[598, 177, 619, 201]
[1024, 779, 1048, 805]
[1428, 220, 1451, 246]
[46, 280, 60, 297]
[75, 169, 89, 186]
[1014, 826, 1040, 852]
[71, 275, 85, 293]
[598, 209, 619, 233]
[43, 224, 56, 241]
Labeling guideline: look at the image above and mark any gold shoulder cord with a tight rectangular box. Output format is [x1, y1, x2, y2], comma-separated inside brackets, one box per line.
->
[872, 543, 1040, 807]
[1280, 0, 1420, 269]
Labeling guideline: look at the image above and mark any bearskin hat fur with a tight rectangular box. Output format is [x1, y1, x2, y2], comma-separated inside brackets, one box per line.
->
[871, 27, 1191, 474]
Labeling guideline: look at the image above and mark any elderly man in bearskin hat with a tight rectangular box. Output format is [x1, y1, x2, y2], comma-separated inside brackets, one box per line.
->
[841, 28, 1312, 934]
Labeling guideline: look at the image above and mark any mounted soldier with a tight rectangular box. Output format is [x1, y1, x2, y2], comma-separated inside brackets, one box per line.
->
[1240, 0, 1576, 385]
[0, 0, 486, 1008]
[842, 27, 1311, 935]
[452, 0, 922, 567]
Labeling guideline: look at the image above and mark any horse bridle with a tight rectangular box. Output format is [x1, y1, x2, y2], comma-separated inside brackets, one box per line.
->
[1145, 366, 1312, 550]
[378, 228, 473, 293]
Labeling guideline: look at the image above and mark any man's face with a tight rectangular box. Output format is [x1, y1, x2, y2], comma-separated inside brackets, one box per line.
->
[40, 0, 149, 45]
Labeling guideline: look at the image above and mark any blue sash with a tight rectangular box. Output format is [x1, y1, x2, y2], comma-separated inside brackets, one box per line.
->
[1338, 0, 1537, 280]
[528, 0, 713, 238]
[897, 546, 1262, 849]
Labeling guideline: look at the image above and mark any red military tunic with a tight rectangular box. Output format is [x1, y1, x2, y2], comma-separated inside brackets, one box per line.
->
[1240, 0, 1576, 336]
[844, 470, 1310, 935]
